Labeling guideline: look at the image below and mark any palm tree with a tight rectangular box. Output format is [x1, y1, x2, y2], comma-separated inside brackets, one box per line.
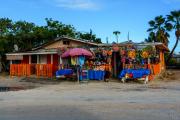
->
[113, 31, 121, 43]
[165, 10, 180, 63]
[145, 32, 156, 42]
[147, 15, 170, 46]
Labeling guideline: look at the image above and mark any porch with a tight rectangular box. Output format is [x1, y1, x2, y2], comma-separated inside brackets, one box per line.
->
[7, 49, 61, 78]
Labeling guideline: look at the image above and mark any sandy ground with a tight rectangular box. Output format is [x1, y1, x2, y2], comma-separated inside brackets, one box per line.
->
[0, 70, 180, 120]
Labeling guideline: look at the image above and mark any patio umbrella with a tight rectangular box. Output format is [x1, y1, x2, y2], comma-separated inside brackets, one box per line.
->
[61, 48, 93, 58]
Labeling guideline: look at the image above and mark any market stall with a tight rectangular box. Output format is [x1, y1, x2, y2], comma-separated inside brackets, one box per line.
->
[83, 48, 112, 81]
[56, 48, 93, 82]
[56, 47, 113, 82]
[117, 43, 165, 83]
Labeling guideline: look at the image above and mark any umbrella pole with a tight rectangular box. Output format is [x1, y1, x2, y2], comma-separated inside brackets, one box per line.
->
[77, 66, 79, 83]
[77, 65, 82, 83]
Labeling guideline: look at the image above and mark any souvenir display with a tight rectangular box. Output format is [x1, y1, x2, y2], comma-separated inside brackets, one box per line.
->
[128, 50, 136, 59]
[107, 50, 112, 56]
[121, 50, 126, 55]
[141, 51, 149, 59]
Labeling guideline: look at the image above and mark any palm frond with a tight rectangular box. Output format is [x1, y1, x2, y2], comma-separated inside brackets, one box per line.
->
[167, 15, 175, 22]
[171, 10, 180, 18]
[147, 28, 154, 32]
[148, 20, 155, 27]
[165, 22, 173, 31]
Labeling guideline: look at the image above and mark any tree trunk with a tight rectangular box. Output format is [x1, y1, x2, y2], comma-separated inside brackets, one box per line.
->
[166, 36, 179, 64]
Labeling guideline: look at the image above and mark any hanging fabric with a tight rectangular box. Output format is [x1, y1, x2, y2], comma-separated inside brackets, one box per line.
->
[75, 57, 79, 65]
[78, 56, 85, 66]
[71, 57, 77, 65]
[59, 56, 62, 64]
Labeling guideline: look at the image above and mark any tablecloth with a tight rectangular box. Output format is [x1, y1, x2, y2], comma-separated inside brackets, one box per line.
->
[56, 69, 73, 76]
[88, 70, 105, 80]
[118, 69, 150, 79]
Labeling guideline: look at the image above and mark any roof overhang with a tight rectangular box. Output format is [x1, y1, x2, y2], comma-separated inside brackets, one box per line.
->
[6, 51, 57, 60]
[98, 42, 170, 52]
[155, 44, 170, 52]
[6, 51, 57, 56]
[6, 55, 23, 60]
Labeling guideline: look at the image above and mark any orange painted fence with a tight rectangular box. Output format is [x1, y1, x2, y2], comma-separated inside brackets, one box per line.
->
[10, 64, 53, 78]
[148, 63, 161, 75]
[147, 63, 161, 80]
[10, 64, 34, 77]
[36, 64, 53, 77]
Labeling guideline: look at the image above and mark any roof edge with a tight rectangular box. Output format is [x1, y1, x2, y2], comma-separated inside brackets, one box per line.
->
[32, 36, 99, 51]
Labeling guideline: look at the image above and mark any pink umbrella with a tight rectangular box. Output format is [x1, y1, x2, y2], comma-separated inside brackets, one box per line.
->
[61, 48, 93, 58]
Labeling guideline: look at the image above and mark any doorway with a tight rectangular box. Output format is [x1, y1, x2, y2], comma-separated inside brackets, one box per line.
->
[112, 52, 123, 78]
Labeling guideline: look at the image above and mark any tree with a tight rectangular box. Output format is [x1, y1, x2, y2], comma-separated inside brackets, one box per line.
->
[13, 21, 35, 51]
[0, 17, 101, 51]
[76, 30, 102, 43]
[0, 17, 102, 71]
[165, 10, 180, 63]
[113, 31, 121, 43]
[0, 18, 13, 71]
[145, 32, 156, 42]
[45, 18, 76, 39]
[147, 16, 170, 46]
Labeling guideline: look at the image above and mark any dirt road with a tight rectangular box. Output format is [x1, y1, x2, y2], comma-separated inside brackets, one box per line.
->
[0, 71, 180, 120]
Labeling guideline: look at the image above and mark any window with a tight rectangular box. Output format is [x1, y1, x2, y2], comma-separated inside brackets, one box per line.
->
[63, 41, 70, 45]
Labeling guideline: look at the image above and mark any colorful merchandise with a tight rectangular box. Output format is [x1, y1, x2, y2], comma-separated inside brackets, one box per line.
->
[78, 56, 85, 66]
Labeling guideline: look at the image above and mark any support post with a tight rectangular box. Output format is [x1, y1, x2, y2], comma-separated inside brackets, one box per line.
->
[159, 51, 164, 72]
[10, 60, 12, 64]
[29, 55, 31, 64]
[51, 54, 53, 64]
[37, 55, 39, 64]
[114, 52, 117, 77]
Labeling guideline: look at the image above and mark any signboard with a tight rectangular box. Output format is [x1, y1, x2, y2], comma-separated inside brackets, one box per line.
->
[6, 55, 23, 60]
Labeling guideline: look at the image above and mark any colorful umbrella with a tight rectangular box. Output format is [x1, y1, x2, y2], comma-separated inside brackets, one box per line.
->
[61, 48, 93, 58]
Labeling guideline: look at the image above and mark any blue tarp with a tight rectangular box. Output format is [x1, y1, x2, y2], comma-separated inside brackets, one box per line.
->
[56, 69, 73, 76]
[88, 70, 105, 80]
[118, 69, 151, 79]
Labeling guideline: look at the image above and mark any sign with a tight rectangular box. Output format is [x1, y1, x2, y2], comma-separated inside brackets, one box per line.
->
[6, 55, 23, 60]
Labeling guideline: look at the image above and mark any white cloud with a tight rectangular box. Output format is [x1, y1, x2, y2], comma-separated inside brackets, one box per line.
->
[55, 0, 99, 10]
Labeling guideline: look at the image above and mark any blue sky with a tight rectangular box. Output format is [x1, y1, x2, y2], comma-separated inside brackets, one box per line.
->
[0, 0, 180, 52]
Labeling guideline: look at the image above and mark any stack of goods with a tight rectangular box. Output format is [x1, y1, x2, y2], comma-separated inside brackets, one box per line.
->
[120, 45, 160, 68]
[86, 48, 112, 72]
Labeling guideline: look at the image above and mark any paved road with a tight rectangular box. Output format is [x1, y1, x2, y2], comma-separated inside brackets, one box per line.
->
[0, 82, 180, 120]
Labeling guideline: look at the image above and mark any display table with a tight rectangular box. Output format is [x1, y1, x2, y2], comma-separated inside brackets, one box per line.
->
[56, 69, 73, 77]
[88, 70, 105, 80]
[118, 69, 151, 84]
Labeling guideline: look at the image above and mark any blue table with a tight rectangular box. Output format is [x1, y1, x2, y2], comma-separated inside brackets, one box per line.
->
[118, 69, 151, 79]
[88, 70, 105, 80]
[56, 69, 73, 76]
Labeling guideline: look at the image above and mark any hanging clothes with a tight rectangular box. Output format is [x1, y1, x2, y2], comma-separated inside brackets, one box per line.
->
[71, 57, 77, 65]
[76, 57, 79, 65]
[78, 56, 85, 66]
[59, 56, 62, 64]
